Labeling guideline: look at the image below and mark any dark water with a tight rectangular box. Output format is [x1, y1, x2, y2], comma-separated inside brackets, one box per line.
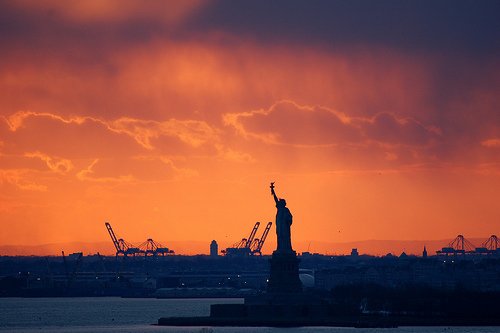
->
[0, 297, 498, 333]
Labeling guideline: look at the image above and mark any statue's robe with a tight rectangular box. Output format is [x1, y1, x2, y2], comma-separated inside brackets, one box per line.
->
[276, 204, 293, 251]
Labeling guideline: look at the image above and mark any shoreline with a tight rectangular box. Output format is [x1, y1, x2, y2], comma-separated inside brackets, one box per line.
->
[157, 314, 500, 328]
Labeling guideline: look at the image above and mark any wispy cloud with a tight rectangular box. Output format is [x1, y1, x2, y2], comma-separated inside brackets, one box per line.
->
[224, 100, 441, 147]
[3, 111, 219, 150]
[481, 138, 500, 148]
[132, 155, 199, 179]
[0, 169, 47, 191]
[76, 159, 134, 183]
[24, 151, 73, 173]
[4, 111, 86, 131]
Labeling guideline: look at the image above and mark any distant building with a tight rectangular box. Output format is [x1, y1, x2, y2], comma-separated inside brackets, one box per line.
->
[210, 240, 218, 257]
[351, 248, 359, 257]
[423, 246, 428, 258]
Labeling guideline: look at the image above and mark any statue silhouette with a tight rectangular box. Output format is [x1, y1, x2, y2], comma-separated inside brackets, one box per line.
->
[270, 183, 293, 252]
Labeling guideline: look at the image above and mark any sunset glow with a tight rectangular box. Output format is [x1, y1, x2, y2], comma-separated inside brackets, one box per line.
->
[1, 1, 499, 255]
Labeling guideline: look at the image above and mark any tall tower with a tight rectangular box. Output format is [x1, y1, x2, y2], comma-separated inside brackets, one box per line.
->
[210, 240, 218, 257]
[423, 245, 428, 258]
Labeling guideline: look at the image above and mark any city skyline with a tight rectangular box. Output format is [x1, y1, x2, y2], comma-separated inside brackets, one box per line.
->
[1, 1, 499, 253]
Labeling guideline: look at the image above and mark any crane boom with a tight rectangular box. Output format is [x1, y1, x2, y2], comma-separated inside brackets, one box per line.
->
[105, 222, 122, 253]
[233, 238, 247, 249]
[250, 238, 260, 251]
[253, 222, 272, 255]
[245, 222, 260, 248]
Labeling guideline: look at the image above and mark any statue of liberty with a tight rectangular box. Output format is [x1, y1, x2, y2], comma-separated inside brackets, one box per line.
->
[270, 182, 293, 252]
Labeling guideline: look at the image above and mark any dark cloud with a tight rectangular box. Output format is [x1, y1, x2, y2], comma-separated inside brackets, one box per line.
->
[0, 2, 172, 67]
[0, 1, 498, 166]
[1, 1, 498, 56]
[190, 0, 500, 54]
[363, 113, 438, 146]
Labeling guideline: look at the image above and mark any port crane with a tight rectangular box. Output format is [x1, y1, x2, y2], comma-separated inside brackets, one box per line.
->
[105, 222, 174, 257]
[437, 234, 500, 256]
[138, 238, 174, 257]
[105, 222, 140, 256]
[437, 234, 476, 255]
[224, 222, 272, 256]
[475, 235, 499, 254]
[245, 222, 260, 249]
[250, 222, 272, 255]
[224, 222, 259, 256]
[482, 235, 499, 251]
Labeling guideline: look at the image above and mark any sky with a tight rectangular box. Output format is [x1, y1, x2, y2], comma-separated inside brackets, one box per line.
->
[0, 0, 499, 255]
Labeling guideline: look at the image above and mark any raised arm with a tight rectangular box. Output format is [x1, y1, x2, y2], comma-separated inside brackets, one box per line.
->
[270, 183, 279, 204]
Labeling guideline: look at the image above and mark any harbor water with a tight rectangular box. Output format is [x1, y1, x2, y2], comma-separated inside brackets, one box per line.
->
[0, 297, 498, 333]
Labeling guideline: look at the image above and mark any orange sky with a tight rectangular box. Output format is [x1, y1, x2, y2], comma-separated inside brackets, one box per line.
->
[0, 1, 499, 255]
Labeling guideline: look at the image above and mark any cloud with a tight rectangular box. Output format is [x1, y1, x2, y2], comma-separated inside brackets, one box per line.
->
[0, 0, 498, 250]
[3, 1, 498, 57]
[109, 117, 219, 150]
[7, 0, 204, 25]
[384, 152, 398, 161]
[133, 155, 199, 179]
[362, 112, 441, 147]
[224, 100, 440, 147]
[215, 146, 255, 163]
[190, 0, 500, 54]
[0, 169, 47, 191]
[224, 100, 356, 146]
[24, 151, 73, 173]
[76, 159, 134, 183]
[1, 30, 496, 167]
[3, 110, 219, 151]
[481, 139, 500, 148]
[4, 111, 86, 132]
[76, 155, 199, 183]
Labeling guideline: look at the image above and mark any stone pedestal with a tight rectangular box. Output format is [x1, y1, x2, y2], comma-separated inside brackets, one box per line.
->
[267, 250, 302, 293]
